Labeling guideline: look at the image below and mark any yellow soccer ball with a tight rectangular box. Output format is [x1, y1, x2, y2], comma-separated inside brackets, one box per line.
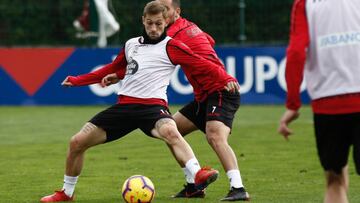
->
[121, 175, 155, 203]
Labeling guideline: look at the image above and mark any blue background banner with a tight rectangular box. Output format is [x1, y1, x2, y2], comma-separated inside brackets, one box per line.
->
[0, 47, 310, 105]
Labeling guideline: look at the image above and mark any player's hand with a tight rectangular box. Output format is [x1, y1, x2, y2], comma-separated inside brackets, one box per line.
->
[278, 109, 300, 140]
[61, 76, 74, 87]
[101, 73, 120, 87]
[224, 81, 240, 93]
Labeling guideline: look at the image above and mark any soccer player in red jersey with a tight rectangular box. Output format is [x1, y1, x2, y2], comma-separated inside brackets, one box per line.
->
[279, 0, 360, 202]
[40, 1, 220, 202]
[160, 0, 249, 201]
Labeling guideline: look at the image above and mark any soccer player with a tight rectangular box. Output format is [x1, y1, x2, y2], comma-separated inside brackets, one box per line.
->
[40, 1, 221, 202]
[103, 0, 250, 201]
[278, 0, 360, 202]
[159, 0, 248, 201]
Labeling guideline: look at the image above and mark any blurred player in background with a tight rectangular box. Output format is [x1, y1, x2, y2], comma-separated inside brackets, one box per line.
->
[279, 0, 360, 202]
[40, 1, 220, 202]
[73, 0, 120, 47]
[102, 0, 249, 201]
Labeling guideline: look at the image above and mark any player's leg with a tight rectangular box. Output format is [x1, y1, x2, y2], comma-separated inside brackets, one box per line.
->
[206, 120, 249, 201]
[325, 112, 360, 203]
[324, 166, 349, 203]
[169, 103, 199, 181]
[41, 104, 136, 202]
[140, 105, 218, 195]
[352, 112, 360, 176]
[153, 118, 195, 164]
[173, 102, 199, 136]
[40, 122, 107, 202]
[152, 118, 218, 191]
[168, 103, 212, 198]
[206, 120, 236, 172]
[66, 122, 106, 176]
[203, 90, 249, 201]
[314, 113, 352, 203]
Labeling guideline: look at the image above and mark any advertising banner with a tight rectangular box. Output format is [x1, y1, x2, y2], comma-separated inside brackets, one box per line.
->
[0, 47, 309, 105]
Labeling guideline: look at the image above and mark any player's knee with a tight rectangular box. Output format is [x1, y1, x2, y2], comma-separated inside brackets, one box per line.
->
[206, 126, 226, 145]
[326, 170, 346, 187]
[206, 134, 228, 149]
[69, 134, 87, 154]
[206, 134, 226, 148]
[160, 124, 181, 143]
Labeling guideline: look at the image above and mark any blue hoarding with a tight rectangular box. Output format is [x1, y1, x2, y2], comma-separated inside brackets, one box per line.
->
[0, 47, 309, 105]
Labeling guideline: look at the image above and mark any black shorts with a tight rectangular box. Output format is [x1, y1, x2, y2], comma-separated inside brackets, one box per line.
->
[179, 90, 240, 133]
[314, 112, 360, 175]
[89, 104, 173, 142]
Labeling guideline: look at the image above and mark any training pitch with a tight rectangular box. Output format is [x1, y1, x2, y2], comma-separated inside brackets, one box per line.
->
[0, 105, 359, 203]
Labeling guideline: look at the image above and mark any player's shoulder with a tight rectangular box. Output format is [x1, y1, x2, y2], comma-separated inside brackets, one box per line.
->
[125, 36, 142, 46]
[167, 38, 190, 50]
[168, 17, 197, 35]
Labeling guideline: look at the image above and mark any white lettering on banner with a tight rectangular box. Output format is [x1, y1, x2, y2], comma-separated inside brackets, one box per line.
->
[225, 56, 236, 77]
[255, 56, 278, 93]
[239, 57, 253, 94]
[240, 56, 306, 93]
[88, 65, 121, 97]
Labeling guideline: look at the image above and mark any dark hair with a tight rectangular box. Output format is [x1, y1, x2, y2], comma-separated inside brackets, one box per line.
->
[143, 1, 168, 18]
[172, 0, 180, 8]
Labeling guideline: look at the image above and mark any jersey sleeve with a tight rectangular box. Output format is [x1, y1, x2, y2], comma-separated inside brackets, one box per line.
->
[204, 32, 215, 47]
[166, 39, 222, 76]
[285, 0, 309, 110]
[68, 48, 127, 86]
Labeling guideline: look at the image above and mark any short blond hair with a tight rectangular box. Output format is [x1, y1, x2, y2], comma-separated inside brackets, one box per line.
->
[143, 1, 168, 18]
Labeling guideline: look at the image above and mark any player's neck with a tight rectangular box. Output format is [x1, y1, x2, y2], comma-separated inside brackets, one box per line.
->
[141, 30, 167, 44]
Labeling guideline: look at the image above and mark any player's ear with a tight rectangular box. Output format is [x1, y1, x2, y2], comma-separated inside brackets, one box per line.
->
[142, 16, 145, 25]
[165, 17, 170, 26]
[175, 7, 181, 16]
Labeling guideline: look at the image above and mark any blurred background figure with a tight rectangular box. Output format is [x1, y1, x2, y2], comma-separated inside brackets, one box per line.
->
[73, 0, 120, 47]
[279, 0, 360, 202]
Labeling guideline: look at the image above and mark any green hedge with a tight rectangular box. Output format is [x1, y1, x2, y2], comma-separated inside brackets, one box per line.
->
[0, 0, 294, 46]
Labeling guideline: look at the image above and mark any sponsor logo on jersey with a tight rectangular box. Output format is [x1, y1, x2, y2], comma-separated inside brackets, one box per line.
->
[318, 31, 360, 49]
[126, 60, 139, 75]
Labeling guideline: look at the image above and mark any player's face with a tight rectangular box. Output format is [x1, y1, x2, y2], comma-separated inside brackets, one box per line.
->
[143, 13, 168, 40]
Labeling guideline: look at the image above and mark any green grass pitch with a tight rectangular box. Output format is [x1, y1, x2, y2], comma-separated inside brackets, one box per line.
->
[0, 105, 359, 203]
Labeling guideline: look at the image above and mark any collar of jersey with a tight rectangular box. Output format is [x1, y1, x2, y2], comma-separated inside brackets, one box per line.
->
[140, 30, 167, 44]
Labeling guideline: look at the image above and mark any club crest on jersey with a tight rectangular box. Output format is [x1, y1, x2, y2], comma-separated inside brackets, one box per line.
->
[126, 59, 139, 75]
